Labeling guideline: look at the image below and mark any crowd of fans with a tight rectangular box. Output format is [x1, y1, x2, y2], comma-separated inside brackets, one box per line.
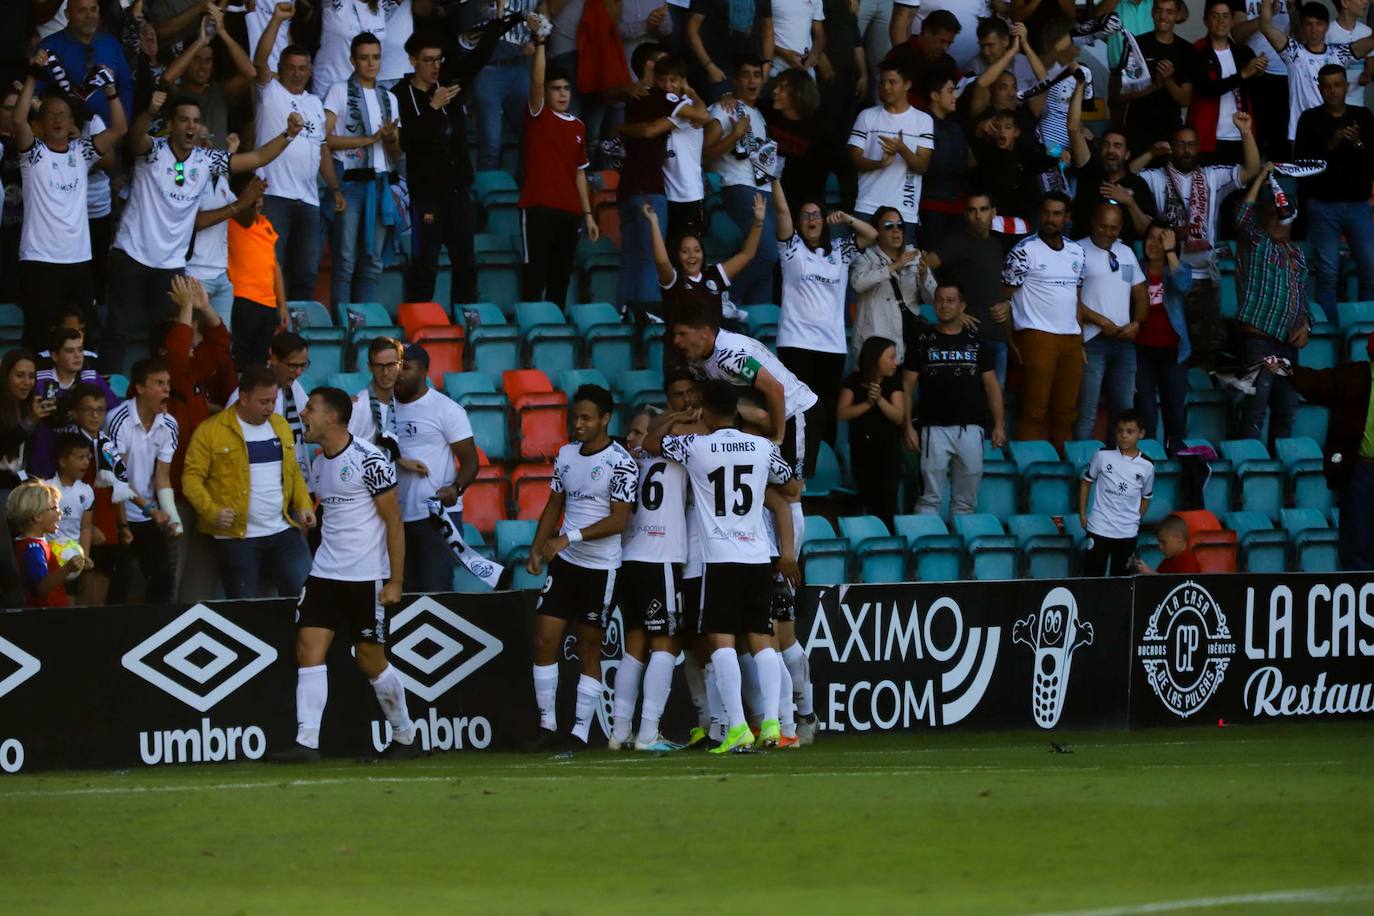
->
[0, 0, 1372, 609]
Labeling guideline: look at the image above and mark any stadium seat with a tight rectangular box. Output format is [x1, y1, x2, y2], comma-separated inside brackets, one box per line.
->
[0, 303, 24, 328]
[1006, 515, 1073, 579]
[745, 304, 780, 337]
[512, 462, 556, 520]
[450, 527, 496, 593]
[504, 370, 569, 460]
[1138, 439, 1181, 525]
[473, 169, 518, 203]
[398, 301, 452, 338]
[444, 374, 511, 462]
[1293, 403, 1329, 443]
[1224, 511, 1288, 573]
[1282, 507, 1340, 572]
[411, 326, 465, 386]
[485, 191, 520, 243]
[838, 516, 907, 584]
[892, 514, 963, 581]
[616, 369, 666, 412]
[350, 327, 405, 372]
[1183, 438, 1235, 518]
[337, 301, 392, 329]
[495, 519, 546, 589]
[568, 303, 635, 381]
[1184, 388, 1229, 449]
[476, 257, 521, 307]
[640, 322, 665, 371]
[515, 301, 580, 374]
[1220, 439, 1284, 521]
[107, 373, 129, 398]
[799, 516, 849, 585]
[952, 514, 1018, 581]
[808, 442, 855, 498]
[462, 464, 510, 535]
[1008, 440, 1075, 515]
[1063, 439, 1100, 476]
[444, 371, 495, 399]
[1136, 533, 1164, 572]
[1274, 436, 1331, 517]
[298, 328, 346, 377]
[1336, 300, 1374, 343]
[976, 445, 1019, 518]
[555, 369, 611, 401]
[584, 256, 620, 304]
[1174, 509, 1238, 573]
[1303, 332, 1338, 371]
[323, 371, 369, 394]
[467, 304, 522, 383]
[288, 299, 333, 329]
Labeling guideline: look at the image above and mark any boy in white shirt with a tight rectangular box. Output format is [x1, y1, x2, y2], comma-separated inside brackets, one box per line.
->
[1078, 409, 1154, 577]
[848, 59, 934, 243]
[46, 432, 96, 602]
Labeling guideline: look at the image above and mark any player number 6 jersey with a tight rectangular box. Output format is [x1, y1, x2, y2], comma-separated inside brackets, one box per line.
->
[622, 453, 688, 565]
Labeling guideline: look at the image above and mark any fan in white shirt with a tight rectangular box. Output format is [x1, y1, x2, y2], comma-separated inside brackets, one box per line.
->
[771, 0, 826, 76]
[1254, 0, 1374, 138]
[524, 385, 639, 753]
[849, 62, 936, 227]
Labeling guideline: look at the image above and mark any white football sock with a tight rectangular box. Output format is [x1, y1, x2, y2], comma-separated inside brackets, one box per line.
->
[705, 662, 725, 740]
[711, 647, 747, 729]
[790, 502, 805, 560]
[611, 654, 643, 744]
[570, 674, 601, 743]
[683, 652, 710, 730]
[778, 659, 796, 738]
[636, 651, 675, 745]
[738, 649, 763, 726]
[532, 663, 558, 731]
[294, 664, 327, 749]
[782, 642, 813, 717]
[369, 665, 415, 745]
[754, 647, 781, 723]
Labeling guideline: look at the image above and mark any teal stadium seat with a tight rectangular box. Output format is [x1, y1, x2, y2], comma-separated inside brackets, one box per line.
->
[838, 515, 907, 583]
[1281, 508, 1340, 572]
[953, 514, 1018, 581]
[1008, 441, 1075, 515]
[892, 514, 963, 581]
[444, 372, 511, 461]
[515, 302, 580, 375]
[1220, 439, 1284, 521]
[1006, 515, 1073, 579]
[800, 516, 849, 584]
[1224, 510, 1288, 573]
[1274, 436, 1331, 517]
[568, 303, 635, 380]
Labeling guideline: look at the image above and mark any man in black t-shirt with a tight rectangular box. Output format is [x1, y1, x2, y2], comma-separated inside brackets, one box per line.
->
[925, 192, 1014, 385]
[902, 283, 1005, 519]
[1110, 0, 1198, 151]
[1068, 127, 1158, 245]
[1294, 65, 1374, 319]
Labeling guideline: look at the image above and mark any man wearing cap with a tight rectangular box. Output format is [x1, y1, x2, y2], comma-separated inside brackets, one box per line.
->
[392, 344, 480, 591]
[1235, 161, 1313, 448]
[1270, 331, 1374, 571]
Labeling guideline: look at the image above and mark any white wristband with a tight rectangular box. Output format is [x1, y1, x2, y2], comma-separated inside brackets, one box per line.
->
[157, 487, 182, 531]
[566, 528, 583, 544]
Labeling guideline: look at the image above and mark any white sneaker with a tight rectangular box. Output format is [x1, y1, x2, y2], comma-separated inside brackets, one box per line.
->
[796, 714, 819, 746]
[607, 735, 627, 750]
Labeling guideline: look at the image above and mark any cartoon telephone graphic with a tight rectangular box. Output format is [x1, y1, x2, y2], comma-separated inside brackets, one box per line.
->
[1013, 586, 1094, 729]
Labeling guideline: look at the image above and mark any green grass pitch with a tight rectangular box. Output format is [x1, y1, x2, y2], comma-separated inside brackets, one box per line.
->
[3, 723, 1373, 914]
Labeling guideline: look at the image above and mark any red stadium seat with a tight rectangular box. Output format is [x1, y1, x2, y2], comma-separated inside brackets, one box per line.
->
[398, 301, 451, 339]
[462, 464, 510, 536]
[412, 326, 466, 386]
[513, 463, 556, 520]
[503, 370, 569, 460]
[1173, 510, 1237, 573]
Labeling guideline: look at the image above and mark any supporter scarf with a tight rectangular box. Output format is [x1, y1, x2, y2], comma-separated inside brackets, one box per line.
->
[1119, 30, 1152, 94]
[281, 384, 307, 475]
[344, 76, 397, 249]
[77, 65, 115, 101]
[1164, 165, 1211, 253]
[428, 498, 505, 588]
[367, 384, 401, 463]
[41, 55, 72, 92]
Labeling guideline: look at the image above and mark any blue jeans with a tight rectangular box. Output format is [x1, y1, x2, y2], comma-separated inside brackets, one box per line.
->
[1075, 335, 1137, 443]
[331, 180, 386, 307]
[1239, 335, 1298, 446]
[981, 337, 1008, 389]
[198, 271, 234, 330]
[1306, 199, 1374, 322]
[473, 61, 531, 172]
[617, 193, 667, 309]
[262, 195, 322, 302]
[215, 527, 311, 600]
[1340, 460, 1374, 571]
[723, 185, 777, 306]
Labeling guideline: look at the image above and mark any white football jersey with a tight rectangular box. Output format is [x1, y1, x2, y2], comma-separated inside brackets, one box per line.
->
[1083, 448, 1155, 541]
[690, 329, 819, 419]
[622, 452, 688, 565]
[309, 435, 397, 582]
[551, 440, 640, 570]
[661, 428, 793, 566]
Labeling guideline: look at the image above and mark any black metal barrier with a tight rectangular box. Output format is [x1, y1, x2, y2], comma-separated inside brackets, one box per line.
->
[0, 574, 1370, 773]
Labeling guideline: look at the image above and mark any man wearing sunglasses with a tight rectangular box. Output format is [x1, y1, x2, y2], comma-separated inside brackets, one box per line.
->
[104, 89, 304, 374]
[1074, 202, 1148, 445]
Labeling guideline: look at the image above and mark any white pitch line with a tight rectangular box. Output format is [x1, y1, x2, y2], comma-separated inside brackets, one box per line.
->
[1033, 884, 1374, 915]
[0, 758, 1354, 798]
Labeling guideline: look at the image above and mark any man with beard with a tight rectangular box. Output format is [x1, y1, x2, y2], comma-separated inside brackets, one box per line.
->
[1140, 115, 1261, 368]
[1068, 126, 1156, 244]
[998, 191, 1085, 454]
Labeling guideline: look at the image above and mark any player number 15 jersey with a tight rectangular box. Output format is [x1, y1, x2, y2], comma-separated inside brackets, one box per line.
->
[661, 428, 792, 566]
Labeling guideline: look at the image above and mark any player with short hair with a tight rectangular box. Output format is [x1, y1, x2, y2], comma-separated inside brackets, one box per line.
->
[646, 380, 795, 754]
[608, 406, 691, 752]
[526, 384, 640, 752]
[270, 386, 418, 762]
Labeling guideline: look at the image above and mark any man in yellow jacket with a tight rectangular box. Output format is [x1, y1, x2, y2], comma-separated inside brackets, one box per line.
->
[182, 364, 316, 599]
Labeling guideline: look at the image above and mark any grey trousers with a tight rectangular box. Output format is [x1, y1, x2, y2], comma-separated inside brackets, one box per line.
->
[916, 425, 984, 518]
